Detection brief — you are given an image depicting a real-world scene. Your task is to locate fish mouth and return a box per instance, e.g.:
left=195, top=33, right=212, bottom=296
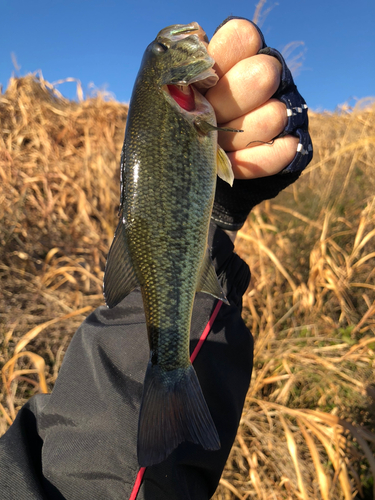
left=164, top=60, right=217, bottom=113
left=165, top=84, right=196, bottom=112
left=162, top=32, right=218, bottom=112
left=158, top=22, right=219, bottom=101
left=163, top=66, right=217, bottom=113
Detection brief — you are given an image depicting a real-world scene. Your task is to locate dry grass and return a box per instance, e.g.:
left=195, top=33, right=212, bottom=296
left=1, top=73, right=374, bottom=499
left=215, top=99, right=375, bottom=500
left=0, top=73, right=127, bottom=433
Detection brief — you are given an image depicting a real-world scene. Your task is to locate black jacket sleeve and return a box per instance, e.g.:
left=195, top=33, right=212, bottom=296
left=0, top=223, right=253, bottom=500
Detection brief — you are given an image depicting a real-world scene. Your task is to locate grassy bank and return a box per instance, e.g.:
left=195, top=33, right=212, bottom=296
left=1, top=74, right=374, bottom=499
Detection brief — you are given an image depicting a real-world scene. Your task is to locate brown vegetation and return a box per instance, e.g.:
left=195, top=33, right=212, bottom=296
left=1, top=74, right=374, bottom=499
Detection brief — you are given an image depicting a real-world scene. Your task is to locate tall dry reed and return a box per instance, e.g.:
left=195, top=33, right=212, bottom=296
left=1, top=74, right=374, bottom=499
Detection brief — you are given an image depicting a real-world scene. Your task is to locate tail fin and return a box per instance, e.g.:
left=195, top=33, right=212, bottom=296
left=137, top=362, right=220, bottom=467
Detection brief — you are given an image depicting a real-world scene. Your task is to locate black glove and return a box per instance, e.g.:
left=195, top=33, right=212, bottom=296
left=212, top=16, right=313, bottom=231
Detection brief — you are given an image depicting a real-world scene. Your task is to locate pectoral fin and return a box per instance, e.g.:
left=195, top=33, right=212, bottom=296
left=217, top=145, right=234, bottom=187
left=197, top=249, right=229, bottom=305
left=103, top=218, right=139, bottom=308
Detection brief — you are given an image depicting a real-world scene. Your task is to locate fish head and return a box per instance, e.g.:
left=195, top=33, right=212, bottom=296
left=140, top=22, right=218, bottom=110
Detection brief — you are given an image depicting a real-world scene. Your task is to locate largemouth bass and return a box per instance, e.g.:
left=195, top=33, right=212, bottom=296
left=103, top=22, right=237, bottom=467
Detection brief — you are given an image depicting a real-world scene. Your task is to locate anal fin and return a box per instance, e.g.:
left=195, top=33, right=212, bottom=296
left=196, top=249, right=229, bottom=305
left=103, top=218, right=139, bottom=308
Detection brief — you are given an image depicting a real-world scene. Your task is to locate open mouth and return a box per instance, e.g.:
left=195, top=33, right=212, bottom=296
left=159, top=23, right=219, bottom=113
left=165, top=66, right=218, bottom=113
left=167, top=84, right=195, bottom=112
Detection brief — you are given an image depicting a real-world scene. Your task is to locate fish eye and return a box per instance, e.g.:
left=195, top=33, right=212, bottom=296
left=153, top=42, right=168, bottom=54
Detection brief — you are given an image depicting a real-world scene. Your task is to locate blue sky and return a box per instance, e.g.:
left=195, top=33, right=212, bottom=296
left=1, top=0, right=374, bottom=111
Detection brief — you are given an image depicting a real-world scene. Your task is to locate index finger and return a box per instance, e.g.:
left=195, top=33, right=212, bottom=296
left=207, top=19, right=263, bottom=79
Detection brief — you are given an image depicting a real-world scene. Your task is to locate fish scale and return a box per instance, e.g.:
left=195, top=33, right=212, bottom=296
left=103, top=22, right=235, bottom=467
left=125, top=85, right=216, bottom=369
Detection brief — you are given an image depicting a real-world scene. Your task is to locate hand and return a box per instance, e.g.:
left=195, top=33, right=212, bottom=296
left=205, top=19, right=299, bottom=180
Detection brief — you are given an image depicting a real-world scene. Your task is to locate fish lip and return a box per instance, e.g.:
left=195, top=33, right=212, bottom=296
left=160, top=50, right=218, bottom=89
left=164, top=65, right=218, bottom=89
left=162, top=62, right=217, bottom=113
left=186, top=66, right=218, bottom=90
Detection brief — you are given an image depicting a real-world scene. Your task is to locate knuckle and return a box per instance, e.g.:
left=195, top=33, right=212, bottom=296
left=268, top=99, right=288, bottom=131
left=222, top=19, right=263, bottom=51
left=252, top=55, right=281, bottom=92
left=277, top=135, right=299, bottom=165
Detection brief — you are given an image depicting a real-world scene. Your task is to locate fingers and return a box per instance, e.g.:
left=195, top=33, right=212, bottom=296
left=217, top=99, right=288, bottom=151
left=227, top=135, right=299, bottom=179
left=205, top=54, right=281, bottom=124
left=206, top=18, right=294, bottom=181
left=207, top=19, right=263, bottom=78
left=206, top=54, right=282, bottom=124
left=206, top=19, right=281, bottom=124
